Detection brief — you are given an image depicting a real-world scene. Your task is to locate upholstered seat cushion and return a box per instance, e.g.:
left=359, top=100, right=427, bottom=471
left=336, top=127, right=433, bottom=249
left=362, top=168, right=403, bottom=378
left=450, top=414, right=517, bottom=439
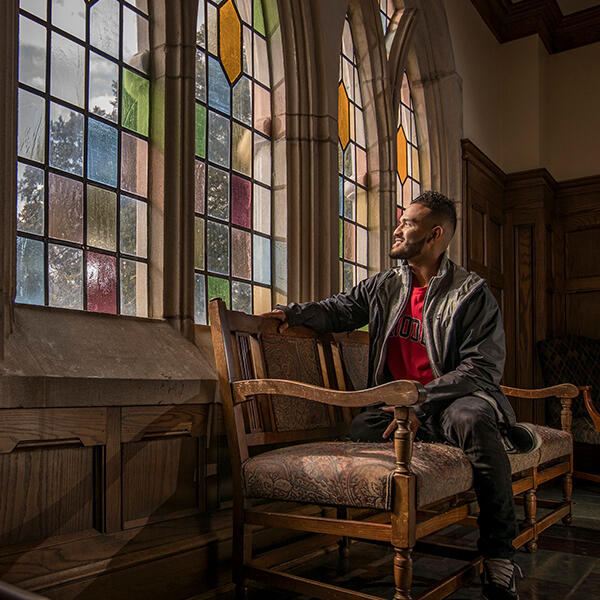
left=243, top=427, right=572, bottom=511
left=243, top=441, right=473, bottom=510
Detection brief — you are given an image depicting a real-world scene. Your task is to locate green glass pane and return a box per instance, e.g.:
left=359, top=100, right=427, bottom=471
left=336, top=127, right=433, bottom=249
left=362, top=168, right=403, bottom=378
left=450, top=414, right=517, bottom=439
left=195, top=103, right=206, bottom=158
left=122, top=68, right=149, bottom=136
left=207, top=275, right=230, bottom=309
left=263, top=0, right=279, bottom=38
left=87, top=185, right=117, bottom=251
left=253, top=0, right=265, bottom=36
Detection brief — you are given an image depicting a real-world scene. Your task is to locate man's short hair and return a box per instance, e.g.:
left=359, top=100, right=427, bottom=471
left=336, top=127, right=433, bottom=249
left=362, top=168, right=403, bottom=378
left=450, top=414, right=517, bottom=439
left=411, top=191, right=456, bottom=233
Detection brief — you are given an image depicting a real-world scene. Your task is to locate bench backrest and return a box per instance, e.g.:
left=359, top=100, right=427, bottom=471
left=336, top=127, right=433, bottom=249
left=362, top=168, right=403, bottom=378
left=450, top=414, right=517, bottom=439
left=209, top=299, right=354, bottom=466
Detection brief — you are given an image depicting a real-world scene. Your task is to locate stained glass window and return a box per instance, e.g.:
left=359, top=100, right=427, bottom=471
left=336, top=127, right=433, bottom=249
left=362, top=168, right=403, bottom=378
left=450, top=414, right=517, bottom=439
left=379, top=0, right=395, bottom=34
left=338, top=17, right=368, bottom=293
left=194, top=0, right=277, bottom=323
left=16, top=0, right=150, bottom=317
left=396, top=73, right=420, bottom=221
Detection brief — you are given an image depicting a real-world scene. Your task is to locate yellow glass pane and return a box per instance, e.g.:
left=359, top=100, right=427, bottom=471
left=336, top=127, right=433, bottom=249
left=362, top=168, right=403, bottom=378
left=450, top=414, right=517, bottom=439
left=338, top=82, right=350, bottom=150
left=397, top=126, right=408, bottom=184
left=356, top=186, right=367, bottom=227
left=219, top=0, right=242, bottom=83
left=412, top=145, right=420, bottom=182
left=253, top=285, right=271, bottom=314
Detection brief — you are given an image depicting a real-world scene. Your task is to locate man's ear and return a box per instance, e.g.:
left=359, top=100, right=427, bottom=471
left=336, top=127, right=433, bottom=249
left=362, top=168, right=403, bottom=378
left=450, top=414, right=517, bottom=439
left=428, top=225, right=443, bottom=243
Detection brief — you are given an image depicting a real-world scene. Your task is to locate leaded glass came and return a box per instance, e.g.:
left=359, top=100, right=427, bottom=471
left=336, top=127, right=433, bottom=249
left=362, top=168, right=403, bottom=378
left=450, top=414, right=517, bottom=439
left=16, top=0, right=150, bottom=316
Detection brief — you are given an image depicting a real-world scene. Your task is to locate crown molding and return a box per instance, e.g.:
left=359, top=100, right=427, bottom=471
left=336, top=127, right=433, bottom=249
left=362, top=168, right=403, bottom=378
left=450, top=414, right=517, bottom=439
left=470, top=0, right=600, bottom=53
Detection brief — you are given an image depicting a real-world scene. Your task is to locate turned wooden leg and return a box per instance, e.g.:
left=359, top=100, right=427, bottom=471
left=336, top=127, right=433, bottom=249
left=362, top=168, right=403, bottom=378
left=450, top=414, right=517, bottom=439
left=393, top=548, right=413, bottom=600
left=563, top=472, right=573, bottom=525
left=525, top=489, right=538, bottom=552
left=337, top=507, right=350, bottom=558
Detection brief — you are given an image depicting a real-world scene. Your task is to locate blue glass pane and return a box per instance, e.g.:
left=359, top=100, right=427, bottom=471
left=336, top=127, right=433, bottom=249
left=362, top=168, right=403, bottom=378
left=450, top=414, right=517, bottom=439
left=194, top=273, right=207, bottom=324
left=253, top=234, right=270, bottom=285
left=16, top=236, right=44, bottom=305
left=208, top=56, right=231, bottom=115
left=88, top=118, right=118, bottom=186
left=49, top=103, right=84, bottom=175
left=339, top=175, right=343, bottom=216
left=208, top=111, right=230, bottom=168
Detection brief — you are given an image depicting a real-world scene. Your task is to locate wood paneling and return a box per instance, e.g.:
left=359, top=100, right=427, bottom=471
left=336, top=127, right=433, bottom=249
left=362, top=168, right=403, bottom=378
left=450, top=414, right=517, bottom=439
left=566, top=228, right=600, bottom=278
left=566, top=292, right=600, bottom=338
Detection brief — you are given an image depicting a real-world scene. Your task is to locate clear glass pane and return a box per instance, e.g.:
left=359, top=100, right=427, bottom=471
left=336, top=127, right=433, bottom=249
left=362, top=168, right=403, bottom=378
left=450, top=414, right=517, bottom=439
left=48, top=173, right=83, bottom=243
left=232, top=76, right=252, bottom=126
left=128, top=0, right=149, bottom=14
left=87, top=184, right=117, bottom=251
left=231, top=174, right=251, bottom=228
left=208, top=110, right=230, bottom=168
left=122, top=68, right=149, bottom=136
left=51, top=0, right=86, bottom=40
left=89, top=51, right=118, bottom=122
left=232, top=123, right=251, bottom=176
left=86, top=251, right=117, bottom=314
left=18, top=89, right=45, bottom=163
left=344, top=142, right=355, bottom=179
left=194, top=272, right=207, bottom=324
left=206, top=220, right=229, bottom=275
left=123, top=6, right=150, bottom=73
left=207, top=165, right=229, bottom=221
left=343, top=221, right=355, bottom=261
left=208, top=56, right=231, bottom=115
left=343, top=261, right=353, bottom=293
left=90, top=0, right=119, bottom=59
left=20, top=0, right=46, bottom=19
left=253, top=133, right=271, bottom=186
left=253, top=234, right=270, bottom=285
left=121, top=132, right=148, bottom=196
left=16, top=236, right=44, bottom=305
left=195, top=103, right=206, bottom=158
left=19, top=15, right=46, bottom=91
left=195, top=48, right=206, bottom=101
left=50, top=32, right=85, bottom=108
left=48, top=243, right=83, bottom=309
left=88, top=118, right=118, bottom=187
left=343, top=180, right=355, bottom=220
left=357, top=225, right=367, bottom=266
left=49, top=102, right=84, bottom=175
left=195, top=216, right=205, bottom=270
left=120, top=195, right=148, bottom=257
left=253, top=83, right=270, bottom=136
left=195, top=159, right=206, bottom=213
left=121, top=258, right=148, bottom=317
left=253, top=33, right=269, bottom=86
left=356, top=186, right=367, bottom=227
left=253, top=183, right=270, bottom=235
left=242, top=25, right=252, bottom=76
left=231, top=228, right=251, bottom=280
left=196, top=0, right=206, bottom=48
left=17, top=162, right=44, bottom=235
left=207, top=2, right=218, bottom=55
left=237, top=0, right=251, bottom=24
left=231, top=280, right=251, bottom=314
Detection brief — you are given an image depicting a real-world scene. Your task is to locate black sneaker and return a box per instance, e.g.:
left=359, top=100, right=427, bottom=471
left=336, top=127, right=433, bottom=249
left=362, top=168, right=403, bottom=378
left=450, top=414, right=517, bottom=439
left=502, top=423, right=541, bottom=454
left=481, top=558, right=522, bottom=600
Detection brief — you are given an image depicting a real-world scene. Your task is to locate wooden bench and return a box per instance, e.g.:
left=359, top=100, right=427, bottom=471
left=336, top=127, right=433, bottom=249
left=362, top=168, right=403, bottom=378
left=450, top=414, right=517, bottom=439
left=209, top=299, right=576, bottom=600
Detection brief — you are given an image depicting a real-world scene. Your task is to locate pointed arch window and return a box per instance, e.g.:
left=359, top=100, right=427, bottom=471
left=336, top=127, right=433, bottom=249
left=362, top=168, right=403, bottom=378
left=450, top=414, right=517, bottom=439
left=16, top=0, right=151, bottom=316
left=194, top=0, right=278, bottom=324
left=379, top=0, right=395, bottom=34
left=396, top=73, right=420, bottom=220
left=338, top=17, right=368, bottom=293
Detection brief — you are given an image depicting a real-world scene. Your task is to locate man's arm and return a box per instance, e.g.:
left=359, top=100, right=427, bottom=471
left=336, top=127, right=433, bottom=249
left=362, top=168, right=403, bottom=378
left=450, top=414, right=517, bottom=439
left=416, top=286, right=505, bottom=420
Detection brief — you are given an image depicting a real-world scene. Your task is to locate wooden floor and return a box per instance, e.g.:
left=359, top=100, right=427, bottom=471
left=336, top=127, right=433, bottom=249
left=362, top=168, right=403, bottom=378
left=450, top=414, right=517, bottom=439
left=232, top=480, right=600, bottom=600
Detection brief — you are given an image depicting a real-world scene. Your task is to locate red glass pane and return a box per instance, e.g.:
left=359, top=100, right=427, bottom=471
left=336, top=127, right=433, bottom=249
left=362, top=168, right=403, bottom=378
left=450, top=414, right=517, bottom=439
left=86, top=251, right=117, bottom=314
left=231, top=174, right=251, bottom=229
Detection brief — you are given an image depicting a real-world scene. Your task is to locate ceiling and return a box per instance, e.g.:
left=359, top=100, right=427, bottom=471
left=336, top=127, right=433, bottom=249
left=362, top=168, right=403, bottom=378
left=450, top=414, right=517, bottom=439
left=471, top=0, right=600, bottom=52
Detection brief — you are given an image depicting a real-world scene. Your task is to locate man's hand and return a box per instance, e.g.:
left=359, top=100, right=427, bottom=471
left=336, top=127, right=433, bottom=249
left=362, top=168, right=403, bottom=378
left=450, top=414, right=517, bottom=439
left=260, top=308, right=289, bottom=332
left=381, top=406, right=421, bottom=440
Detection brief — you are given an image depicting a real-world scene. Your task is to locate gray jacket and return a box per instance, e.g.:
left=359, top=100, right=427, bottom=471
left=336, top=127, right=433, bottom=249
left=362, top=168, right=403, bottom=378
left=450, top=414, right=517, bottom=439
left=278, top=255, right=516, bottom=426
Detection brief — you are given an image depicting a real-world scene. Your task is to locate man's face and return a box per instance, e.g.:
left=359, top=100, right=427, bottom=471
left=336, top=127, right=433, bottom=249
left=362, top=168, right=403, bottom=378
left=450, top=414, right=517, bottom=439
left=389, top=203, right=434, bottom=260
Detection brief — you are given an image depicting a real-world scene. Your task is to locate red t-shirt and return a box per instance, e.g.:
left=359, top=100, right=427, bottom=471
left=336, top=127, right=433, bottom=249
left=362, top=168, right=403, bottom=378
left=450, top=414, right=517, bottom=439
left=386, top=285, right=434, bottom=386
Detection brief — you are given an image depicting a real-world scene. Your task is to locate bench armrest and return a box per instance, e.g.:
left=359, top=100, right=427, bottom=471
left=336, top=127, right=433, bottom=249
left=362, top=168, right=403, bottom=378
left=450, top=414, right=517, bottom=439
left=579, top=386, right=600, bottom=432
left=500, top=383, right=578, bottom=399
left=232, top=378, right=426, bottom=408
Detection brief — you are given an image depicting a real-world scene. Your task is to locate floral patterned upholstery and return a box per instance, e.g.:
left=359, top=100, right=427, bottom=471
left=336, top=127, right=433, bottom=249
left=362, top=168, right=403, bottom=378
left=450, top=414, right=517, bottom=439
left=537, top=336, right=600, bottom=444
left=337, top=342, right=369, bottom=391
left=243, top=441, right=472, bottom=509
left=535, top=424, right=573, bottom=464
left=261, top=335, right=331, bottom=431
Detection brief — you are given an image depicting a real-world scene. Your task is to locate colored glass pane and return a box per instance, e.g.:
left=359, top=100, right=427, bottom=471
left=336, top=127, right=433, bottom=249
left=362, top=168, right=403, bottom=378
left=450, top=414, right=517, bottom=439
left=86, top=251, right=117, bottom=314
left=195, top=103, right=207, bottom=158
left=195, top=217, right=205, bottom=270
left=254, top=83, right=270, bottom=136
left=232, top=123, right=252, bottom=176
left=88, top=185, right=117, bottom=251
left=220, top=0, right=242, bottom=83
left=195, top=160, right=206, bottom=213
left=396, top=74, right=420, bottom=212
left=207, top=275, right=230, bottom=308
left=122, top=68, right=149, bottom=136
left=208, top=56, right=231, bottom=114
left=253, top=285, right=271, bottom=315
left=232, top=228, right=251, bottom=279
left=88, top=118, right=119, bottom=187
left=338, top=82, right=350, bottom=150
left=231, top=174, right=251, bottom=228
left=397, top=126, right=408, bottom=183
left=253, top=0, right=265, bottom=36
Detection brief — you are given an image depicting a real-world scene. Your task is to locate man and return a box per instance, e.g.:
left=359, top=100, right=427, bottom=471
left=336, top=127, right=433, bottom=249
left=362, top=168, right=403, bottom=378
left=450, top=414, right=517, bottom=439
left=264, top=191, right=538, bottom=600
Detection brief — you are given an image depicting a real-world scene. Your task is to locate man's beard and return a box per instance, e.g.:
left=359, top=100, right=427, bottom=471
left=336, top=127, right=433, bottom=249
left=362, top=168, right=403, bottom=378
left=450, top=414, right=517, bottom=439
left=389, top=235, right=427, bottom=260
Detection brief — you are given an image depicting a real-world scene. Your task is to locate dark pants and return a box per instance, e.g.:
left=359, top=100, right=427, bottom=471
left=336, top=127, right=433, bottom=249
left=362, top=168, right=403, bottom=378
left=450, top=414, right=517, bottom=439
left=349, top=395, right=518, bottom=559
